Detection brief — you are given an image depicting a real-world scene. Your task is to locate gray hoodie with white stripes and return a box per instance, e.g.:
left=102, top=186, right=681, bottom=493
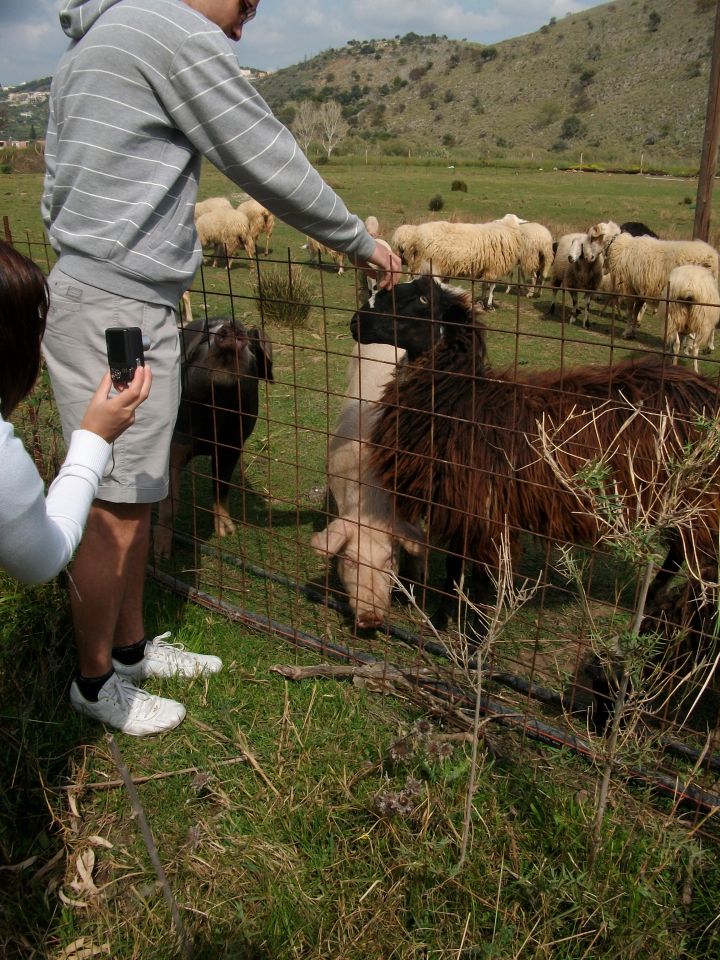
left=41, top=0, right=376, bottom=306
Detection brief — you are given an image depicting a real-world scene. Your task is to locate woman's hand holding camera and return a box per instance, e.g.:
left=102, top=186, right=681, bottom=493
left=80, top=365, right=153, bottom=443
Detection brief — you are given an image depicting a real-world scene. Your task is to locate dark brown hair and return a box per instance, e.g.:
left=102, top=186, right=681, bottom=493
left=0, top=241, right=49, bottom=418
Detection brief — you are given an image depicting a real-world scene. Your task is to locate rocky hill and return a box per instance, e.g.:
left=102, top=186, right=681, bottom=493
left=255, top=0, right=715, bottom=168
left=1, top=0, right=715, bottom=169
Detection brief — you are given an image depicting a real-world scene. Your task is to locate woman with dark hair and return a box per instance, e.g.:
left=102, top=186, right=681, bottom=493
left=0, top=240, right=152, bottom=585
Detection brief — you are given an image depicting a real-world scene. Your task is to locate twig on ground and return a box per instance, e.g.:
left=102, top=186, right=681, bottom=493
left=107, top=734, right=192, bottom=960
left=56, top=756, right=250, bottom=793
left=188, top=716, right=279, bottom=796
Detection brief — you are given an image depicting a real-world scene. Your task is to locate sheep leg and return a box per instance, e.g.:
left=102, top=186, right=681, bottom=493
left=669, top=332, right=681, bottom=366
left=582, top=291, right=591, bottom=329
left=485, top=282, right=497, bottom=310
left=569, top=289, right=579, bottom=324
left=430, top=552, right=492, bottom=640
left=548, top=284, right=559, bottom=317
left=211, top=243, right=225, bottom=268
left=622, top=298, right=645, bottom=339
left=212, top=446, right=242, bottom=538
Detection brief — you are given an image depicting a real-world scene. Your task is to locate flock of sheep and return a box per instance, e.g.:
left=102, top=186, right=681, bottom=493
left=306, top=215, right=720, bottom=632
left=388, top=214, right=720, bottom=368
left=188, top=197, right=720, bottom=635
left=195, top=197, right=720, bottom=372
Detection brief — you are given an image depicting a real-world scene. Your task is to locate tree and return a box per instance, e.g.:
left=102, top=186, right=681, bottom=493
left=317, top=100, right=348, bottom=160
left=560, top=114, right=586, bottom=140
left=292, top=100, right=319, bottom=154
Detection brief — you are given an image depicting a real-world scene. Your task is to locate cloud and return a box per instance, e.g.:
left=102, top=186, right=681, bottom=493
left=0, top=0, right=600, bottom=87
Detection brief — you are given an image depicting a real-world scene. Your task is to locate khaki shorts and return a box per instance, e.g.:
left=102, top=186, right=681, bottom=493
left=42, top=268, right=181, bottom=504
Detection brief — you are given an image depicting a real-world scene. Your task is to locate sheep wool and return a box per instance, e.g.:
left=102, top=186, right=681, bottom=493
left=659, top=264, right=720, bottom=371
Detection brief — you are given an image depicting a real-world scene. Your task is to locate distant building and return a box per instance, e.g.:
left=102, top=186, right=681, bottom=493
left=6, top=91, right=50, bottom=105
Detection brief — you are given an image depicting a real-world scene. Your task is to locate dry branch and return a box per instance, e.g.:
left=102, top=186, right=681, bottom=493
left=107, top=735, right=192, bottom=959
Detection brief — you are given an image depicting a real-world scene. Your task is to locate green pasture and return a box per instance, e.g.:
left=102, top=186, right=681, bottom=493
left=2, top=162, right=720, bottom=958
left=2, top=158, right=711, bottom=244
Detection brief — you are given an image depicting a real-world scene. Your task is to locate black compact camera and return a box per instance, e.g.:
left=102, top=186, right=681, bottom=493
left=105, top=326, right=145, bottom=387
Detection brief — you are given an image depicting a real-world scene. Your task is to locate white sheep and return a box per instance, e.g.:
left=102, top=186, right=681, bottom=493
left=398, top=215, right=523, bottom=309
left=304, top=236, right=346, bottom=273
left=658, top=264, right=720, bottom=371
left=583, top=221, right=720, bottom=339
left=311, top=341, right=424, bottom=628
left=196, top=206, right=256, bottom=268
left=236, top=198, right=275, bottom=255
left=194, top=196, right=232, bottom=221
left=390, top=223, right=423, bottom=263
left=548, top=232, right=605, bottom=328
left=504, top=218, right=555, bottom=298
left=364, top=215, right=381, bottom=238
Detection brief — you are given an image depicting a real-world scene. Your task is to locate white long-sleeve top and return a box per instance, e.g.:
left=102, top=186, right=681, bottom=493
left=0, top=413, right=110, bottom=584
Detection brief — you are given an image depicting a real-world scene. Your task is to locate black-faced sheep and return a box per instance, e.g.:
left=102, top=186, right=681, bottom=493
left=582, top=221, right=720, bottom=339
left=310, top=341, right=424, bottom=628
left=351, top=275, right=720, bottom=624
left=658, top=264, right=720, bottom=371
left=154, top=316, right=273, bottom=560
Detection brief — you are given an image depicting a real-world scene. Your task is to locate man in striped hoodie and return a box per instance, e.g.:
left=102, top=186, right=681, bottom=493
left=41, top=0, right=401, bottom=736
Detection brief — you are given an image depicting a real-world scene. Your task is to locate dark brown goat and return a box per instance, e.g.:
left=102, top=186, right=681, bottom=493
left=154, top=316, right=273, bottom=559
left=352, top=277, right=720, bottom=621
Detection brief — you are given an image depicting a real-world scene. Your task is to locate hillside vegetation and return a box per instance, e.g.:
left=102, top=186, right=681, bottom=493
left=0, top=0, right=715, bottom=171
left=256, top=0, right=715, bottom=169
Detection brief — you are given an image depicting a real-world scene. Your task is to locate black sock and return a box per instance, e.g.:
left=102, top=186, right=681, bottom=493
left=112, top=637, right=147, bottom=665
left=75, top=668, right=115, bottom=703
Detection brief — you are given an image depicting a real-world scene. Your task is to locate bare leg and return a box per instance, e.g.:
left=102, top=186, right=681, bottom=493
left=69, top=501, right=151, bottom=677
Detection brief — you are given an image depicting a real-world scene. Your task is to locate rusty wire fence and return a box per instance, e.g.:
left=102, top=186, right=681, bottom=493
left=9, top=224, right=720, bottom=829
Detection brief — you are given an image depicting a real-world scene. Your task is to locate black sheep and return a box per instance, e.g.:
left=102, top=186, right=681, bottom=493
left=154, top=316, right=273, bottom=559
left=352, top=276, right=720, bottom=624
left=619, top=220, right=660, bottom=239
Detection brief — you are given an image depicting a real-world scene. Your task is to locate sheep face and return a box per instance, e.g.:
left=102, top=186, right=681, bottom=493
left=583, top=221, right=621, bottom=263
left=350, top=275, right=471, bottom=361
left=311, top=517, right=424, bottom=628
left=567, top=236, right=586, bottom=264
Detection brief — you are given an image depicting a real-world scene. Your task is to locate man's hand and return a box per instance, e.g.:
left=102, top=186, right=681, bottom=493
left=351, top=239, right=403, bottom=291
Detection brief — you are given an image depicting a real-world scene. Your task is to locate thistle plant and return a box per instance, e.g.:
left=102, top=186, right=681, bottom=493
left=538, top=402, right=720, bottom=866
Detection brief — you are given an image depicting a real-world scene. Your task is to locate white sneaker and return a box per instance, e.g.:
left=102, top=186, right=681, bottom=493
left=112, top=631, right=223, bottom=681
left=70, top=672, right=186, bottom=736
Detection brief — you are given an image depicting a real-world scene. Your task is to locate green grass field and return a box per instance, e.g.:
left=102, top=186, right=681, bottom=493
left=2, top=161, right=720, bottom=959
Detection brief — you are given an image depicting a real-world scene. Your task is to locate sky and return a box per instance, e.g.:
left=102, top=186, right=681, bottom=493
left=1, top=0, right=601, bottom=87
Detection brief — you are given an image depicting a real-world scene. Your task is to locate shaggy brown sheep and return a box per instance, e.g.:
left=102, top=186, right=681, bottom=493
left=351, top=276, right=720, bottom=624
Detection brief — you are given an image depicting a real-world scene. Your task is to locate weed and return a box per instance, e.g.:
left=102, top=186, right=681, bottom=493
left=252, top=266, right=313, bottom=327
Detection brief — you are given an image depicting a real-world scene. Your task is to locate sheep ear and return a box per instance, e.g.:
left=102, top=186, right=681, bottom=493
left=311, top=518, right=351, bottom=557
left=248, top=327, right=274, bottom=381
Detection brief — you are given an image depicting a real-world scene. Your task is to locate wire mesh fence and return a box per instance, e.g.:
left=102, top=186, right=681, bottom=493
left=10, top=224, right=720, bottom=829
